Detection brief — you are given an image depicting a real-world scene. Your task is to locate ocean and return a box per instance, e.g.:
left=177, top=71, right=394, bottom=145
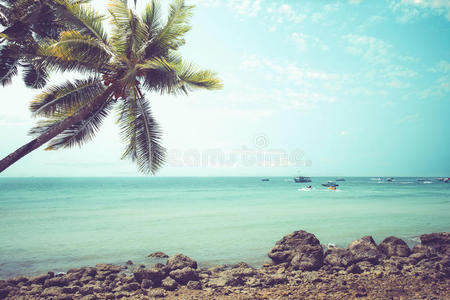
left=0, top=177, right=449, bottom=279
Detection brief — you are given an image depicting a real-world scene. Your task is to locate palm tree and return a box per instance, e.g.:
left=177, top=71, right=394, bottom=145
left=0, top=0, right=222, bottom=174
left=0, top=0, right=94, bottom=88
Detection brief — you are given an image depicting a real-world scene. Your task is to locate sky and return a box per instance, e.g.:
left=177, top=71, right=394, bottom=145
left=0, top=0, right=449, bottom=177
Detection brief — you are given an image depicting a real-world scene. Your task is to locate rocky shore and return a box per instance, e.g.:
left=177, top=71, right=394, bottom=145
left=1, top=230, right=449, bottom=299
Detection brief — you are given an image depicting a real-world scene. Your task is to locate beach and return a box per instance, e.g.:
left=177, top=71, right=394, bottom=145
left=0, top=230, right=449, bottom=299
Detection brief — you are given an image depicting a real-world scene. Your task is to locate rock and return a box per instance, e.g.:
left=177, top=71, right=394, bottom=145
left=420, top=232, right=450, bottom=255
left=265, top=274, right=288, bottom=286
left=148, top=287, right=166, bottom=298
left=348, top=236, right=381, bottom=264
left=41, top=286, right=63, bottom=297
left=96, top=264, right=123, bottom=274
left=232, top=262, right=250, bottom=269
left=208, top=265, right=226, bottom=274
left=148, top=251, right=169, bottom=258
left=141, top=278, right=154, bottom=289
left=169, top=267, right=199, bottom=285
left=44, top=276, right=68, bottom=287
left=0, top=288, right=9, bottom=298
left=133, top=265, right=168, bottom=284
left=29, top=273, right=50, bottom=285
left=161, top=277, right=178, bottom=291
left=6, top=276, right=28, bottom=286
left=324, top=247, right=353, bottom=267
left=347, top=264, right=363, bottom=274
left=268, top=230, right=324, bottom=271
left=230, top=267, right=257, bottom=278
left=62, top=286, right=79, bottom=294
left=378, top=236, right=411, bottom=257
left=121, top=282, right=140, bottom=292
left=187, top=280, right=202, bottom=290
left=208, top=272, right=243, bottom=287
left=166, top=254, right=197, bottom=271
left=126, top=260, right=133, bottom=265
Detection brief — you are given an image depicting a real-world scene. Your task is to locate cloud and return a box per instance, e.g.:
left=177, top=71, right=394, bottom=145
left=344, top=34, right=392, bottom=65
left=389, top=0, right=450, bottom=22
left=228, top=0, right=262, bottom=16
left=291, top=32, right=329, bottom=52
left=429, top=60, right=450, bottom=73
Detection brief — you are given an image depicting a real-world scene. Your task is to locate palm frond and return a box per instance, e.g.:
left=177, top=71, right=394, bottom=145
left=36, top=40, right=110, bottom=74
left=118, top=92, right=165, bottom=174
left=44, top=99, right=114, bottom=150
left=0, top=44, right=19, bottom=86
left=53, top=0, right=108, bottom=44
left=49, top=30, right=112, bottom=66
left=22, top=61, right=49, bottom=89
left=176, top=63, right=223, bottom=92
left=30, top=77, right=105, bottom=117
left=144, top=0, right=193, bottom=58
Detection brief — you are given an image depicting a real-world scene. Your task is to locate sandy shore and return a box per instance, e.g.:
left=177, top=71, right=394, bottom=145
left=1, top=230, right=448, bottom=299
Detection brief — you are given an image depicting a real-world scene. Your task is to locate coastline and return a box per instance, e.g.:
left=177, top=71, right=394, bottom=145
left=1, top=230, right=448, bottom=299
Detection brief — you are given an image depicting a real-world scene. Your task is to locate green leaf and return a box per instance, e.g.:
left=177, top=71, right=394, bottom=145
left=30, top=77, right=105, bottom=117
left=118, top=92, right=166, bottom=174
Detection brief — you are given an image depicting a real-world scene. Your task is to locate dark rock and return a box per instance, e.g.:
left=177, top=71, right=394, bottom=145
left=186, top=280, right=202, bottom=290
left=121, top=282, right=140, bottom=292
left=378, top=236, right=411, bottom=257
left=166, top=254, right=197, bottom=271
left=62, top=286, right=79, bottom=294
left=79, top=284, right=95, bottom=295
left=44, top=276, right=68, bottom=287
left=126, top=260, right=133, bottom=265
left=161, top=277, right=178, bottom=291
left=141, top=278, right=154, bottom=289
left=29, top=273, right=49, bottom=285
left=169, top=267, right=199, bottom=285
left=232, top=262, right=250, bottom=269
left=268, top=230, right=324, bottom=271
left=265, top=274, right=288, bottom=286
left=0, top=288, right=9, bottom=298
left=6, top=276, right=28, bottom=286
left=324, top=247, right=353, bottom=267
left=348, top=236, right=381, bottom=264
left=133, top=265, right=168, bottom=284
left=347, top=264, right=363, bottom=274
left=420, top=232, right=450, bottom=255
left=148, top=251, right=169, bottom=258
left=96, top=264, right=123, bottom=274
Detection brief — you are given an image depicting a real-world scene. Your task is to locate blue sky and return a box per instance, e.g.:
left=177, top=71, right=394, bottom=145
left=0, top=0, right=449, bottom=177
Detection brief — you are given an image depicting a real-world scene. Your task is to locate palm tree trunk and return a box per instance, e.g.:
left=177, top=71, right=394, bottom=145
left=0, top=85, right=116, bottom=173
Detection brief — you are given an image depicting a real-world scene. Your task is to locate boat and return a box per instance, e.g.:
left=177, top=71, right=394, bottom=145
left=416, top=178, right=431, bottom=182
left=294, top=176, right=312, bottom=183
left=335, top=178, right=345, bottom=181
left=261, top=178, right=269, bottom=182
left=444, top=178, right=449, bottom=183
left=328, top=186, right=337, bottom=190
left=386, top=177, right=394, bottom=182
left=322, top=181, right=339, bottom=187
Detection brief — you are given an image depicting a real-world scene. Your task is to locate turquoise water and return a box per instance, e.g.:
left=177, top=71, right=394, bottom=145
left=0, top=177, right=449, bottom=278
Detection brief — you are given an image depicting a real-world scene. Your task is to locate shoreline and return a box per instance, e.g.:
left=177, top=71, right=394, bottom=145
left=1, top=230, right=449, bottom=299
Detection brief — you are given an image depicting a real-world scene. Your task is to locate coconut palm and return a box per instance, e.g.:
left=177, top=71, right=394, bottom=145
left=0, top=0, right=222, bottom=174
left=0, top=0, right=94, bottom=88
